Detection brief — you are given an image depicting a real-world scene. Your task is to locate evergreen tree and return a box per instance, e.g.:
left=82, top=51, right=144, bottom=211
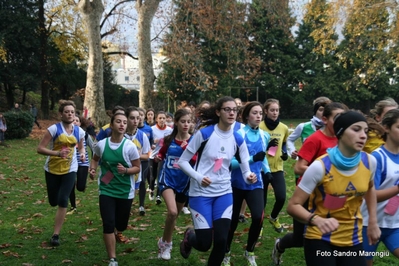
left=247, top=0, right=301, bottom=116
left=337, top=0, right=396, bottom=111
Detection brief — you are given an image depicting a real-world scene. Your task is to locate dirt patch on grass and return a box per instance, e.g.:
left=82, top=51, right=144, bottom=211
left=29, top=119, right=59, bottom=140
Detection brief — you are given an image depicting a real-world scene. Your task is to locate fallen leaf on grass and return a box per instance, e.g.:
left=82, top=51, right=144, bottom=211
left=62, top=259, right=73, bottom=263
left=0, top=243, right=11, bottom=249
left=86, top=228, right=98, bottom=232
left=32, top=213, right=44, bottom=218
left=22, top=263, right=33, bottom=266
left=2, top=250, right=21, bottom=258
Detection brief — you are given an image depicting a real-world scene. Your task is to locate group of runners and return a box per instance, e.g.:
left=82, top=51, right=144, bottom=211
left=36, top=96, right=399, bottom=266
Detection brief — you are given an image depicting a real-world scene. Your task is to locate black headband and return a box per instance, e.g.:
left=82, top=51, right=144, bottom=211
left=333, top=111, right=367, bottom=138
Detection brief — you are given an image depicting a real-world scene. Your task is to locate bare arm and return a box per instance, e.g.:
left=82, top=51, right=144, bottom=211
left=364, top=181, right=381, bottom=245
left=294, top=157, right=310, bottom=176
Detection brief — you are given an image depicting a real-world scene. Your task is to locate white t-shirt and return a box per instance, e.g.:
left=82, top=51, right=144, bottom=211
left=178, top=124, right=251, bottom=197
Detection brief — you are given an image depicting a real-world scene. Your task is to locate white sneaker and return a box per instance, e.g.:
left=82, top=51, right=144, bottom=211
left=244, top=250, right=257, bottom=266
left=182, top=207, right=191, bottom=215
left=156, top=195, right=162, bottom=205
left=272, top=238, right=283, bottom=265
left=149, top=191, right=154, bottom=201
left=158, top=238, right=165, bottom=259
left=108, top=258, right=118, bottom=266
left=161, top=241, right=172, bottom=260
left=139, top=206, right=145, bottom=216
left=222, top=252, right=231, bottom=266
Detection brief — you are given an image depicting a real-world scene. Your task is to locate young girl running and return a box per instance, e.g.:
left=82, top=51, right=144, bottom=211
left=259, top=98, right=289, bottom=233
left=149, top=111, right=173, bottom=204
left=287, top=111, right=381, bottom=266
left=364, top=98, right=398, bottom=153
left=154, top=109, right=193, bottom=260
left=224, top=101, right=272, bottom=266
left=124, top=107, right=150, bottom=216
left=67, top=115, right=94, bottom=214
left=145, top=108, right=156, bottom=127
left=37, top=100, right=86, bottom=246
left=287, top=96, right=331, bottom=160
left=272, top=102, right=347, bottom=265
left=361, top=109, right=399, bottom=265
left=178, top=96, right=256, bottom=266
left=89, top=113, right=141, bottom=266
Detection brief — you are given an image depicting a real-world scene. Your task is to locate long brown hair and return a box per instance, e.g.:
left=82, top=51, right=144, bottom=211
left=163, top=109, right=192, bottom=149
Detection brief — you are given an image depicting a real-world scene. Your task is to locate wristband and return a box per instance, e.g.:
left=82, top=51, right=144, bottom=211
left=308, top=214, right=318, bottom=225
left=125, top=167, right=128, bottom=174
left=57, top=151, right=61, bottom=157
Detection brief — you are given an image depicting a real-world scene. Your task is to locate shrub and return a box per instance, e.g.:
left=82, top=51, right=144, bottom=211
left=4, top=111, right=34, bottom=139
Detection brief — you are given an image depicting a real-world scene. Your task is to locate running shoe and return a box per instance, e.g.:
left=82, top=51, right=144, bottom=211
left=272, top=238, right=283, bottom=265
left=139, top=206, right=145, bottom=216
left=182, top=207, right=191, bottom=215
left=244, top=250, right=257, bottom=266
left=180, top=228, right=194, bottom=259
left=269, top=217, right=283, bottom=233
left=50, top=234, right=60, bottom=246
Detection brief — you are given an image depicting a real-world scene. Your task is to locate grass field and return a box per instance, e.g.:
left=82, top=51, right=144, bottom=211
left=0, top=119, right=397, bottom=265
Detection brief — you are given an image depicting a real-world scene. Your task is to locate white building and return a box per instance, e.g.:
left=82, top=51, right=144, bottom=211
left=110, top=51, right=166, bottom=91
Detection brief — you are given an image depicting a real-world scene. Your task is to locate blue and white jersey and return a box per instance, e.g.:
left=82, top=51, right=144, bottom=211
left=76, top=131, right=90, bottom=167
left=179, top=124, right=251, bottom=197
left=361, top=146, right=399, bottom=228
left=231, top=125, right=271, bottom=190
left=158, top=137, right=193, bottom=193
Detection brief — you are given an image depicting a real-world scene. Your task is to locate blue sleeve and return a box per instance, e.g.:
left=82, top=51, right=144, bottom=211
left=262, top=133, right=271, bottom=173
left=371, top=151, right=383, bottom=189
left=96, top=128, right=106, bottom=141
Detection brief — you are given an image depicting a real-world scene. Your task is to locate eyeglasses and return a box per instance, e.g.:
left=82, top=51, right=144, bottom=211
left=221, top=107, right=238, bottom=113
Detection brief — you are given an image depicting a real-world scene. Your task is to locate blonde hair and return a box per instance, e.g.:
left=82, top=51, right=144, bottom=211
left=370, top=98, right=398, bottom=119
left=263, top=98, right=280, bottom=110
left=313, top=96, right=331, bottom=106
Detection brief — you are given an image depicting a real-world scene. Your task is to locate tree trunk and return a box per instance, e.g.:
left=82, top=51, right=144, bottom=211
left=4, top=82, right=15, bottom=110
left=78, top=0, right=108, bottom=127
left=38, top=0, right=50, bottom=119
left=136, top=0, right=161, bottom=109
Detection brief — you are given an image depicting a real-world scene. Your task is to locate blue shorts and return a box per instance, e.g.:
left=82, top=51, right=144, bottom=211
left=362, top=226, right=399, bottom=259
left=189, top=193, right=232, bottom=229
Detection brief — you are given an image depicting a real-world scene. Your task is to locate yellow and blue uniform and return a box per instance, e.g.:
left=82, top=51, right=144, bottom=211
left=45, top=123, right=84, bottom=175
left=304, top=152, right=372, bottom=247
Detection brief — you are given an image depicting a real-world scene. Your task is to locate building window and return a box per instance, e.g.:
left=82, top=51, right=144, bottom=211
left=136, top=76, right=140, bottom=81
left=125, top=76, right=129, bottom=82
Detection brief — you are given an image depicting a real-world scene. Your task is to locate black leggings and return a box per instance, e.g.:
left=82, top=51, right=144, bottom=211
left=45, top=171, right=76, bottom=208
left=279, top=200, right=309, bottom=250
left=304, top=239, right=366, bottom=266
left=227, top=188, right=264, bottom=252
left=138, top=160, right=150, bottom=206
left=99, top=195, right=133, bottom=234
left=69, top=166, right=88, bottom=208
left=263, top=171, right=286, bottom=219
left=187, top=218, right=231, bottom=266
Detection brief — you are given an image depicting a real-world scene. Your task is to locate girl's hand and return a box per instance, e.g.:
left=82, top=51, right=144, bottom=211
left=154, top=155, right=162, bottom=163
left=117, top=163, right=127, bottom=174
left=89, top=168, right=96, bottom=180
left=367, top=223, right=381, bottom=245
left=246, top=172, right=257, bottom=184
left=313, top=217, right=339, bottom=234
left=79, top=153, right=85, bottom=162
left=201, top=177, right=212, bottom=187
left=59, top=148, right=70, bottom=159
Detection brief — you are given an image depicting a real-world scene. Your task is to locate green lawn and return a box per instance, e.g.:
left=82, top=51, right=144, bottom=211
left=0, top=129, right=397, bottom=265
